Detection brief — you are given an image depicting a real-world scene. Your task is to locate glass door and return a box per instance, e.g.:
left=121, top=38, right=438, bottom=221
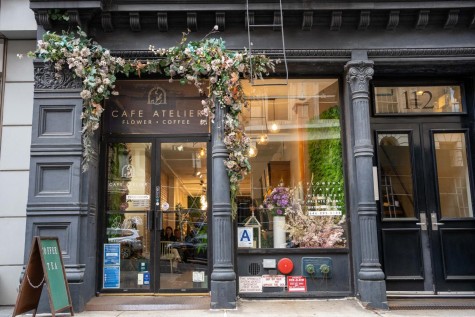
left=157, top=141, right=209, bottom=291
left=104, top=141, right=153, bottom=291
left=422, top=124, right=475, bottom=293
left=374, top=123, right=475, bottom=293
left=102, top=139, right=210, bottom=293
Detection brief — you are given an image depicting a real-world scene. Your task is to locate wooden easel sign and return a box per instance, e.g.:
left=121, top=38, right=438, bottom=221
left=13, top=236, right=74, bottom=317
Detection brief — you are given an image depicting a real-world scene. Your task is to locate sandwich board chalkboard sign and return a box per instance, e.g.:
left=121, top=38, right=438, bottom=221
left=13, top=236, right=74, bottom=317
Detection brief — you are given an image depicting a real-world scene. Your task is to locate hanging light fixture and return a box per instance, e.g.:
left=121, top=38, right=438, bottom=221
left=248, top=142, right=258, bottom=158
left=270, top=122, right=280, bottom=133
left=258, top=98, right=269, bottom=145
left=197, top=147, right=206, bottom=158
left=269, top=99, right=280, bottom=133
left=258, top=133, right=268, bottom=145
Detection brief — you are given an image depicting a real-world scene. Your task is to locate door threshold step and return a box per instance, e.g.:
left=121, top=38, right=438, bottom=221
left=389, top=298, right=475, bottom=310
left=86, top=295, right=210, bottom=311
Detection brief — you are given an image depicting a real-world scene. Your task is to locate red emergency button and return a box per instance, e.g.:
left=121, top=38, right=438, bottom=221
left=277, top=258, right=294, bottom=275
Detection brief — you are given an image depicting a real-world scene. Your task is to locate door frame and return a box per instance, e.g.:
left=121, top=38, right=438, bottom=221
left=372, top=121, right=475, bottom=294
left=97, top=135, right=212, bottom=294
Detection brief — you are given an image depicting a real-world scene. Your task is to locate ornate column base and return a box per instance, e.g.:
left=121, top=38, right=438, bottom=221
left=358, top=279, right=389, bottom=309
left=211, top=279, right=237, bottom=309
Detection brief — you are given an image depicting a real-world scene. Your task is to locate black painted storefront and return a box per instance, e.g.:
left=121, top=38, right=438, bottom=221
left=26, top=0, right=475, bottom=312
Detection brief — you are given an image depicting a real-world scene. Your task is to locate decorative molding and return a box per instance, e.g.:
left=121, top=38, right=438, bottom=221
left=386, top=10, right=399, bottom=30
left=345, top=60, right=374, bottom=95
left=358, top=11, right=371, bottom=30
left=273, top=11, right=282, bottom=31
left=109, top=47, right=475, bottom=60
left=245, top=11, right=255, bottom=31
left=368, top=47, right=475, bottom=58
left=416, top=9, right=430, bottom=30
left=187, top=12, right=198, bottom=31
left=302, top=11, right=313, bottom=31
left=216, top=12, right=225, bottom=31
left=470, top=12, right=475, bottom=29
left=34, top=62, right=82, bottom=91
left=129, top=12, right=141, bottom=32
left=157, top=12, right=168, bottom=31
left=444, top=9, right=459, bottom=29
left=331, top=11, right=342, bottom=31
left=101, top=12, right=113, bottom=32
left=36, top=10, right=52, bottom=30
left=67, top=10, right=81, bottom=28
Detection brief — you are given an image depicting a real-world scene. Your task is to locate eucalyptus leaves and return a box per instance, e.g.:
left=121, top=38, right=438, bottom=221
left=30, top=27, right=276, bottom=216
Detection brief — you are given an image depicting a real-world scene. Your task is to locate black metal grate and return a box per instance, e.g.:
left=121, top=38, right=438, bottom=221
left=248, top=262, right=261, bottom=275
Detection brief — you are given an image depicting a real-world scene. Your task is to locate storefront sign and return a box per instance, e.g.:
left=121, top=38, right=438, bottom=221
left=237, top=227, right=254, bottom=248
left=261, top=274, right=286, bottom=287
left=308, top=210, right=342, bottom=216
left=239, top=276, right=263, bottom=293
left=103, top=266, right=120, bottom=288
left=105, top=80, right=209, bottom=135
left=13, top=237, right=74, bottom=317
left=287, top=276, right=307, bottom=292
left=103, top=244, right=120, bottom=266
left=193, top=271, right=205, bottom=282
left=126, top=195, right=150, bottom=201
left=143, top=272, right=150, bottom=285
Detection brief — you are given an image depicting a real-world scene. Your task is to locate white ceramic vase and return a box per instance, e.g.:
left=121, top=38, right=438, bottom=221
left=273, top=215, right=286, bottom=248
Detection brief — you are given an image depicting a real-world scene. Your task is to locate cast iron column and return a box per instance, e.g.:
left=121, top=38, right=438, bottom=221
left=210, top=104, right=236, bottom=309
left=345, top=53, right=388, bottom=309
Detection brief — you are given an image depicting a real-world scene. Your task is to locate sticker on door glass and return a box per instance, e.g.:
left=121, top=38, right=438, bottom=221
left=161, top=202, right=169, bottom=211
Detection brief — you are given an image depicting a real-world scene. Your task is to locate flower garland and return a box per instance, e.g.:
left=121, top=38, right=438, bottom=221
left=29, top=27, right=276, bottom=217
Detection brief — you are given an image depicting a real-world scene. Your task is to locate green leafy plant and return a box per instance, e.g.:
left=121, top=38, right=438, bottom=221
left=28, top=27, right=276, bottom=217
left=307, top=106, right=345, bottom=214
left=48, top=9, right=70, bottom=22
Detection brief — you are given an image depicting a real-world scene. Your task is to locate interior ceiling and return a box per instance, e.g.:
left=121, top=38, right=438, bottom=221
left=159, top=79, right=340, bottom=198
left=161, top=142, right=207, bottom=197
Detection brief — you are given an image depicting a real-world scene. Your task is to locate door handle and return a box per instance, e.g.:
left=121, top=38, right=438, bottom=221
left=416, top=212, right=427, bottom=231
left=430, top=212, right=444, bottom=231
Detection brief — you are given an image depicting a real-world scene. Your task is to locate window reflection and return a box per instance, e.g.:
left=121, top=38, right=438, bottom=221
left=434, top=133, right=473, bottom=218
left=238, top=79, right=346, bottom=249
left=374, top=85, right=462, bottom=114
left=105, top=143, right=151, bottom=290
left=377, top=133, right=415, bottom=219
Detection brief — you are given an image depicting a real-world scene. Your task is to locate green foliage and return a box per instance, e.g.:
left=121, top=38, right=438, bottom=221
left=308, top=106, right=345, bottom=213
left=48, top=9, right=69, bottom=22
left=29, top=27, right=276, bottom=219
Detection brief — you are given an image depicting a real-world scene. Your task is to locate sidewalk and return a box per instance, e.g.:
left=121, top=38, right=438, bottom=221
left=3, top=298, right=475, bottom=317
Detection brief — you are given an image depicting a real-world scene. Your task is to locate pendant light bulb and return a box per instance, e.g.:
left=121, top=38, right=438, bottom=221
left=248, top=143, right=258, bottom=158
left=270, top=122, right=280, bottom=133
left=258, top=134, right=269, bottom=145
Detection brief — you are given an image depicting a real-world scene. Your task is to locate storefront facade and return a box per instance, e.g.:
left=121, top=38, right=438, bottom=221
left=25, top=0, right=475, bottom=312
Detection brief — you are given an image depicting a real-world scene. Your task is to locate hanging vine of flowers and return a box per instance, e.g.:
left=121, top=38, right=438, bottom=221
left=29, top=27, right=276, bottom=216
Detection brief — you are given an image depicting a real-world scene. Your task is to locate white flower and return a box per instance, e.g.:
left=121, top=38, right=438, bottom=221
left=111, top=91, right=119, bottom=96
left=213, top=25, right=219, bottom=30
left=97, top=87, right=104, bottom=94
left=17, top=54, right=23, bottom=59
left=80, top=90, right=92, bottom=99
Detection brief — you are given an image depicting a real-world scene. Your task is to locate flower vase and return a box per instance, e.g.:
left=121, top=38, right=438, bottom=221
left=273, top=215, right=286, bottom=248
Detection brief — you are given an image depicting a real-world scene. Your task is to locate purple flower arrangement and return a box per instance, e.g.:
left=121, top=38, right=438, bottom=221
left=263, top=184, right=291, bottom=216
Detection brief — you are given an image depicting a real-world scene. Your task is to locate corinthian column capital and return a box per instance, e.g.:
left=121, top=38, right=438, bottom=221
left=345, top=60, right=374, bottom=96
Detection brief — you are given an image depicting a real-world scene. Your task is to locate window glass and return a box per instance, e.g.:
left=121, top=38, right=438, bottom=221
left=105, top=142, right=151, bottom=290
left=433, top=133, right=473, bottom=218
left=237, top=79, right=346, bottom=249
left=377, top=133, right=415, bottom=219
left=374, top=85, right=462, bottom=114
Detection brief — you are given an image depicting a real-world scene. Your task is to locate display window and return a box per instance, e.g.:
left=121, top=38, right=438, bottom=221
left=237, top=78, right=346, bottom=249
